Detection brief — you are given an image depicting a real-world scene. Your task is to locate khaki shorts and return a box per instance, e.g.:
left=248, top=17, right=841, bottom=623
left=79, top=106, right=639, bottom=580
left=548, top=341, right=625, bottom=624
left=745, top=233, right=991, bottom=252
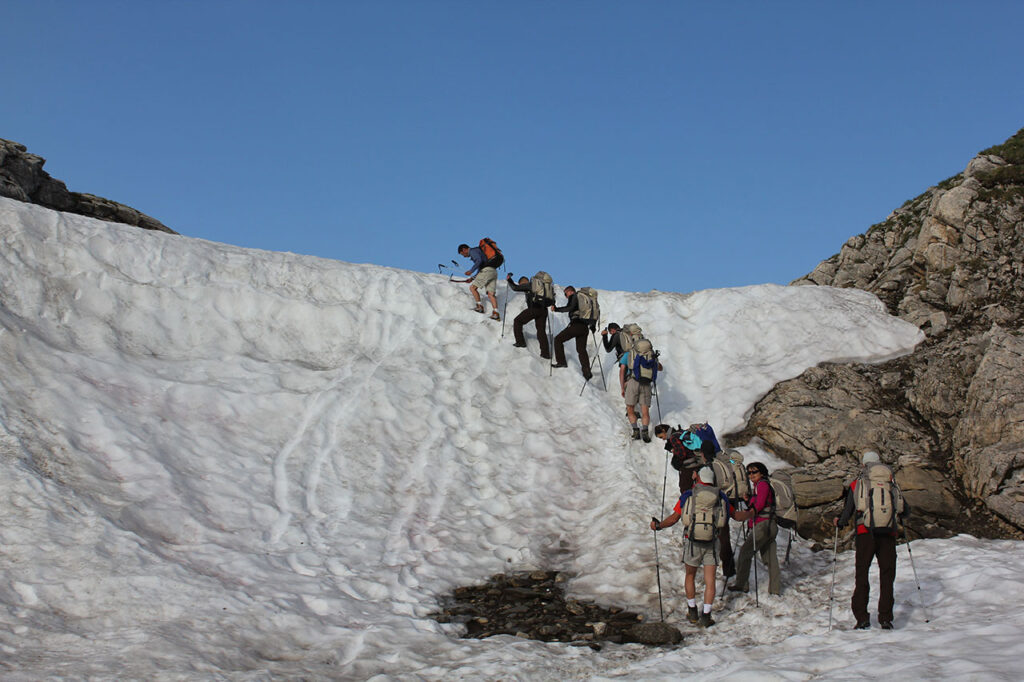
left=624, top=378, right=653, bottom=407
left=683, top=538, right=720, bottom=568
left=472, top=267, right=498, bottom=294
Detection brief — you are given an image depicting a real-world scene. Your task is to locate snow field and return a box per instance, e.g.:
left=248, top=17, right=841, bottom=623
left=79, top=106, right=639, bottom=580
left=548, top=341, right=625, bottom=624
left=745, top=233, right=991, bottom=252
left=2, top=197, right=1021, bottom=680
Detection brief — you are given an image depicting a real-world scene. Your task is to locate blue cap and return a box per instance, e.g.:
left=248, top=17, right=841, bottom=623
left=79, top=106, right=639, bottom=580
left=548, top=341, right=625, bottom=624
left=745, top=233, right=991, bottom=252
left=681, top=432, right=702, bottom=450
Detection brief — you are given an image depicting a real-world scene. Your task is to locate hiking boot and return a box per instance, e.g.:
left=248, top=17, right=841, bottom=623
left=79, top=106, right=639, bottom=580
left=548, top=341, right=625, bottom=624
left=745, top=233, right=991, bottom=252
left=551, top=362, right=568, bottom=369
left=698, top=612, right=715, bottom=628
left=641, top=427, right=651, bottom=443
left=631, top=426, right=641, bottom=440
left=512, top=342, right=527, bottom=348
left=686, top=606, right=699, bottom=623
left=727, top=584, right=748, bottom=593
left=855, top=620, right=870, bottom=630
left=582, top=370, right=592, bottom=381
left=473, top=304, right=485, bottom=313
left=880, top=621, right=893, bottom=630
left=490, top=311, right=500, bottom=321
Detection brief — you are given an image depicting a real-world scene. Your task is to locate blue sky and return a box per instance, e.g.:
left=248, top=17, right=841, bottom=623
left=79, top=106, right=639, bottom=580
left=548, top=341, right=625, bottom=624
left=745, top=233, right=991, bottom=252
left=4, top=1, right=1023, bottom=294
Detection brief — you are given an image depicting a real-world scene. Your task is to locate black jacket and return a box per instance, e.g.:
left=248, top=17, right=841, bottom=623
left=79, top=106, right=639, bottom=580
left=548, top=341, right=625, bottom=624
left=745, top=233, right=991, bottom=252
left=508, top=278, right=553, bottom=309
left=603, top=331, right=624, bottom=359
left=554, top=294, right=594, bottom=330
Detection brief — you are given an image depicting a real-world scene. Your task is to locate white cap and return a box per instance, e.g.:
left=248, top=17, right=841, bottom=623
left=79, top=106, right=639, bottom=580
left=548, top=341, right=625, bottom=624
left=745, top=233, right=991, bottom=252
left=862, top=450, right=881, bottom=464
left=697, top=466, right=715, bottom=485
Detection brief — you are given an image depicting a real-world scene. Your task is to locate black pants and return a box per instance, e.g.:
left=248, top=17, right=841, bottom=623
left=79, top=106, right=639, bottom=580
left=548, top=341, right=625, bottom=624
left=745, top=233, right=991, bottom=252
left=853, top=532, right=897, bottom=624
left=719, top=519, right=736, bottom=578
left=513, top=307, right=550, bottom=359
left=554, top=320, right=591, bottom=377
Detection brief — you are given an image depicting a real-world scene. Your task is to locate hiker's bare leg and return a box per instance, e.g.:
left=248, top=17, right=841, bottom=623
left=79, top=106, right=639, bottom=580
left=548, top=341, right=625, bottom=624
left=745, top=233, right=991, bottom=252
left=685, top=564, right=698, bottom=600
left=703, top=564, right=717, bottom=603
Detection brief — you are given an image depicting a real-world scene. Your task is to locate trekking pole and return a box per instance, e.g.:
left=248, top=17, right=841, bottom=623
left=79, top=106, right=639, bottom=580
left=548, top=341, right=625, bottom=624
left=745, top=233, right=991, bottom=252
left=660, top=451, right=670, bottom=516
left=547, top=311, right=555, bottom=377
left=752, top=525, right=760, bottom=608
left=653, top=381, right=664, bottom=425
left=828, top=524, right=839, bottom=632
left=500, top=277, right=510, bottom=338
left=590, top=329, right=608, bottom=390
left=652, top=518, right=665, bottom=622
left=785, top=529, right=794, bottom=564
left=901, top=525, right=931, bottom=624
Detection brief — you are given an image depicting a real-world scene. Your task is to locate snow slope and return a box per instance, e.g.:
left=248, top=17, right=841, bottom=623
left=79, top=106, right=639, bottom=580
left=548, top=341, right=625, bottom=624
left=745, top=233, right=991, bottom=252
left=1, top=196, right=1021, bottom=680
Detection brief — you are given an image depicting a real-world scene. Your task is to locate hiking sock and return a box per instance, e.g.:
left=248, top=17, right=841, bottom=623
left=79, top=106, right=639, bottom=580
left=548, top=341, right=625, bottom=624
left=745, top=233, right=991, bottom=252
left=703, top=603, right=713, bottom=614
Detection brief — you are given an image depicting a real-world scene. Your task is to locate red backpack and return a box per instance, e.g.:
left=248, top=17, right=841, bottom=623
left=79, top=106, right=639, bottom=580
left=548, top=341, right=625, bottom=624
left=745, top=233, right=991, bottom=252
left=479, top=238, right=504, bottom=268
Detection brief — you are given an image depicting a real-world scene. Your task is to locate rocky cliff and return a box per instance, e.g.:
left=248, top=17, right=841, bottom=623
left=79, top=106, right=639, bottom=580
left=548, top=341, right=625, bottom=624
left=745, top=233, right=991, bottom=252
left=730, top=128, right=1024, bottom=543
left=0, top=138, right=174, bottom=234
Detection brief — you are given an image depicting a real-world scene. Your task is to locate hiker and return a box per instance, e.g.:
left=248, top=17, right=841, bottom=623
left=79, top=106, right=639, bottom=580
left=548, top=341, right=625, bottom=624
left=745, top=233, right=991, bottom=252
left=834, top=450, right=910, bottom=630
left=550, top=285, right=597, bottom=380
left=457, top=241, right=500, bottom=320
left=655, top=425, right=704, bottom=493
left=620, top=339, right=662, bottom=442
left=708, top=445, right=748, bottom=584
left=506, top=272, right=554, bottom=359
left=651, top=466, right=735, bottom=628
left=729, top=461, right=781, bottom=596
left=601, top=323, right=623, bottom=360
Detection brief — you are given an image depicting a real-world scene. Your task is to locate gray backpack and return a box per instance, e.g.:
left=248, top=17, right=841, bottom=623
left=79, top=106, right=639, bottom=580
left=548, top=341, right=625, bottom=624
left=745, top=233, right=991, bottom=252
left=768, top=470, right=799, bottom=530
left=854, top=463, right=904, bottom=531
left=530, top=271, right=554, bottom=303
left=575, top=287, right=600, bottom=322
left=681, top=486, right=726, bottom=542
left=717, top=449, right=749, bottom=501
left=618, top=323, right=644, bottom=355
left=711, top=455, right=737, bottom=501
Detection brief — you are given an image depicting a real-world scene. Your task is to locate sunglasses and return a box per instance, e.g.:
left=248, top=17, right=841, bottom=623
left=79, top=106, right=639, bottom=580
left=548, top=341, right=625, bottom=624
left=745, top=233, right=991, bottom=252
left=747, top=469, right=761, bottom=475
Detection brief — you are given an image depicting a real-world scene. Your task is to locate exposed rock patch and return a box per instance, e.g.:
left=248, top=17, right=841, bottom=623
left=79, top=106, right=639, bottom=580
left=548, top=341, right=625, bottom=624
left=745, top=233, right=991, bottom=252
left=0, top=138, right=174, bottom=234
left=431, top=571, right=682, bottom=648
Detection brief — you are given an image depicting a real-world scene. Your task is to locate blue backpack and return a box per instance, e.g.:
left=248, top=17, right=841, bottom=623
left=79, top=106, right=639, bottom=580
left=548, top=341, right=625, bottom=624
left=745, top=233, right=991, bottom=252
left=631, top=339, right=658, bottom=384
left=689, top=422, right=721, bottom=454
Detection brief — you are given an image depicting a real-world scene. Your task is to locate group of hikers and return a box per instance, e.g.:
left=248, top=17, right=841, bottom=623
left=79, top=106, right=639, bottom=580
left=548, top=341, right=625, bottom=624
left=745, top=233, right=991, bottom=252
left=456, top=239, right=915, bottom=633
left=648, top=425, right=910, bottom=630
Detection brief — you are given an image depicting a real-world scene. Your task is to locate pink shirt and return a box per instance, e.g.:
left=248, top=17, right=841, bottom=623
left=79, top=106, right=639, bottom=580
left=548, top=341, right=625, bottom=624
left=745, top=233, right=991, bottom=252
left=747, top=478, right=774, bottom=529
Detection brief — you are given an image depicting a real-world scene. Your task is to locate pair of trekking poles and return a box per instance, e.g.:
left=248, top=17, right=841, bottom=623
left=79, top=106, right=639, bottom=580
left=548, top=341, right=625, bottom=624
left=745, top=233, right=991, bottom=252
left=827, top=520, right=930, bottom=632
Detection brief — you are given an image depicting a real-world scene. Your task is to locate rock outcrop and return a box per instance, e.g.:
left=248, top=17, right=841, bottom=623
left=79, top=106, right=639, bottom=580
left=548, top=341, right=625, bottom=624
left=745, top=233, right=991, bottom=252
left=432, top=571, right=682, bottom=647
left=731, top=128, right=1024, bottom=542
left=0, top=138, right=174, bottom=234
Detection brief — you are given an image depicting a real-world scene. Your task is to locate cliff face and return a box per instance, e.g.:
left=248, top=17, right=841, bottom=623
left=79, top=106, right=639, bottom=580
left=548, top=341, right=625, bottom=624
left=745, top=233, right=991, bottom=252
left=732, top=128, right=1024, bottom=543
left=0, top=138, right=174, bottom=234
